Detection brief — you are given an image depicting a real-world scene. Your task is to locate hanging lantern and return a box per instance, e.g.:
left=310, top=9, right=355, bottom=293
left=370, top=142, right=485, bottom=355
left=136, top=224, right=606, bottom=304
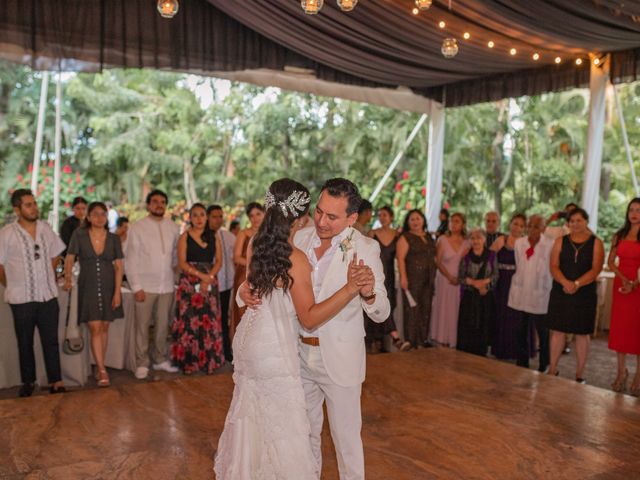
left=157, top=0, right=179, bottom=18
left=415, top=0, right=432, bottom=10
left=337, top=0, right=358, bottom=12
left=301, top=0, right=324, bottom=14
left=441, top=38, right=458, bottom=58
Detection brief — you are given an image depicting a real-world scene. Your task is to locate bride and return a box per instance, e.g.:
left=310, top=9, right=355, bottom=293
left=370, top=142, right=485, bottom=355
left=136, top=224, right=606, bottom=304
left=214, top=178, right=373, bottom=479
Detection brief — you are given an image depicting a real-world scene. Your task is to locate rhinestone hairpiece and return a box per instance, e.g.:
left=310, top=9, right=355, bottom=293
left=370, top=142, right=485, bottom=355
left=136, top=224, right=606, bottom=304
left=264, top=189, right=311, bottom=218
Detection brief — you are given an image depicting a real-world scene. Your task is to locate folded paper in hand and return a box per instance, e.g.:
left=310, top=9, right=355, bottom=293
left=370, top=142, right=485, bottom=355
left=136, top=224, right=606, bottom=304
left=404, top=289, right=417, bottom=308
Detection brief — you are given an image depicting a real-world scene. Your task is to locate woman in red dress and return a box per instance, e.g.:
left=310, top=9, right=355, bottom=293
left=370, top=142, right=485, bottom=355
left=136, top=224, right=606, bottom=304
left=608, top=198, right=640, bottom=396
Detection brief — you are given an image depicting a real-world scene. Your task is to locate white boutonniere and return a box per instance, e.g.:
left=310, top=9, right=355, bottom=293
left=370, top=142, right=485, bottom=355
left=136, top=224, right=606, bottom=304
left=339, top=230, right=355, bottom=263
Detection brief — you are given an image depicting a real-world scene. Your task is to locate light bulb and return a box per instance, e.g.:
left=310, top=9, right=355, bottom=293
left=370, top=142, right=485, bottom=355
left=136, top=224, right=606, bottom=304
left=554, top=56, right=562, bottom=64
left=575, top=58, right=583, bottom=65
left=532, top=52, right=540, bottom=61
left=412, top=7, right=419, bottom=15
left=487, top=41, right=495, bottom=48
left=438, top=20, right=446, bottom=29
left=594, top=57, right=600, bottom=65
left=510, top=48, right=517, bottom=56
left=463, top=32, right=470, bottom=40
left=157, top=0, right=179, bottom=19
left=415, top=0, right=432, bottom=10
left=301, top=0, right=324, bottom=14
left=337, top=0, right=358, bottom=12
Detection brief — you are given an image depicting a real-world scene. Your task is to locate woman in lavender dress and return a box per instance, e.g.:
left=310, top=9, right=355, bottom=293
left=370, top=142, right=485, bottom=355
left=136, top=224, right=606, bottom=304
left=430, top=213, right=469, bottom=348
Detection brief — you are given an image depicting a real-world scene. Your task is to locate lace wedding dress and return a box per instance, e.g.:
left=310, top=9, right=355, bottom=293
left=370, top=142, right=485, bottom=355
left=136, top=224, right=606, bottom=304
left=214, top=289, right=318, bottom=479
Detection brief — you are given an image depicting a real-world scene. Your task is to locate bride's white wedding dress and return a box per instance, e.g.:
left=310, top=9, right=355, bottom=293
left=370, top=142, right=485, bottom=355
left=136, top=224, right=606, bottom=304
left=214, top=289, right=318, bottom=479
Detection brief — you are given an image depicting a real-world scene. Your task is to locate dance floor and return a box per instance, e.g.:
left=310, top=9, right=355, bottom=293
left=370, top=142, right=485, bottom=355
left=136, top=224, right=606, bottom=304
left=1, top=348, right=639, bottom=479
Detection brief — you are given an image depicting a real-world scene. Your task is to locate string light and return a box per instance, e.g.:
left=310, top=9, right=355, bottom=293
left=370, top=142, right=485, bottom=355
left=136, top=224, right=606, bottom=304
left=532, top=52, right=540, bottom=60
left=594, top=57, right=601, bottom=65
left=301, top=0, right=323, bottom=14
left=487, top=41, right=495, bottom=48
left=438, top=21, right=446, bottom=28
left=337, top=0, right=357, bottom=12
left=509, top=48, right=517, bottom=56
left=554, top=56, right=562, bottom=64
left=157, top=0, right=179, bottom=18
left=412, top=7, right=419, bottom=15
left=575, top=58, right=583, bottom=65
left=463, top=32, right=470, bottom=40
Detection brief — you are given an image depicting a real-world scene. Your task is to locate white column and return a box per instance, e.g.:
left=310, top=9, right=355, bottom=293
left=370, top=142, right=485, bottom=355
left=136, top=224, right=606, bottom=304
left=425, top=101, right=445, bottom=232
left=30, top=71, right=49, bottom=194
left=52, top=72, right=63, bottom=233
left=581, top=56, right=609, bottom=232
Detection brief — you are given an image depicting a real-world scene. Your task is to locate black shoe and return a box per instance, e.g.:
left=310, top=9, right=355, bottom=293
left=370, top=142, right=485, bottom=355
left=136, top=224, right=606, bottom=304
left=576, top=378, right=586, bottom=385
left=49, top=385, right=67, bottom=394
left=18, top=383, right=35, bottom=398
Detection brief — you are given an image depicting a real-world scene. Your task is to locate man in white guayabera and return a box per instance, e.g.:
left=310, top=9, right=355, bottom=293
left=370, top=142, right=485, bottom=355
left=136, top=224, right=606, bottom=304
left=125, top=189, right=180, bottom=379
left=240, top=178, right=390, bottom=480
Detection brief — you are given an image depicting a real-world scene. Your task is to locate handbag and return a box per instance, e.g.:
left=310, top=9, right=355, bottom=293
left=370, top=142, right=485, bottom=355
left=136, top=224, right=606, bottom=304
left=62, top=289, right=84, bottom=355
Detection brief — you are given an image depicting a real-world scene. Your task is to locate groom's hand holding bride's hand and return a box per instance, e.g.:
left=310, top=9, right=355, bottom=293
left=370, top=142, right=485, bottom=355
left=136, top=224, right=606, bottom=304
left=239, top=281, right=262, bottom=309
left=347, top=254, right=375, bottom=300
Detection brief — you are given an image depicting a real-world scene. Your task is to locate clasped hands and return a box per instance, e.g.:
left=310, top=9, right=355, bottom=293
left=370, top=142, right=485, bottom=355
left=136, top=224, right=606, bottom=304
left=466, top=277, right=490, bottom=296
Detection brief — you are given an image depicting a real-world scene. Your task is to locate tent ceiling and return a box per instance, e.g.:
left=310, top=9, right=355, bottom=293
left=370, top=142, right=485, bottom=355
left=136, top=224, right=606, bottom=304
left=0, top=0, right=639, bottom=107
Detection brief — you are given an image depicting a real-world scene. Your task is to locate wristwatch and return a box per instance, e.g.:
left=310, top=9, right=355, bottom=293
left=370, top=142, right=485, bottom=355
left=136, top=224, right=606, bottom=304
left=360, top=290, right=376, bottom=301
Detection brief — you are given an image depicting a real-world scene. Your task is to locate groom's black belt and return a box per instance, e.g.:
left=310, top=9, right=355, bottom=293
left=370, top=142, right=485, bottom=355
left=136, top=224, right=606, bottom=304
left=300, top=336, right=320, bottom=347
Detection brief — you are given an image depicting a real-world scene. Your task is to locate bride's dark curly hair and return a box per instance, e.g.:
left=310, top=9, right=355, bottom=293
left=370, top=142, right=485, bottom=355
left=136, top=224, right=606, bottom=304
left=248, top=178, right=311, bottom=297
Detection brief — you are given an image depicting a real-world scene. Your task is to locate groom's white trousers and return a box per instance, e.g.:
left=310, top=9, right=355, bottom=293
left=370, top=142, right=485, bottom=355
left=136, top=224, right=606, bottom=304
left=299, top=342, right=365, bottom=480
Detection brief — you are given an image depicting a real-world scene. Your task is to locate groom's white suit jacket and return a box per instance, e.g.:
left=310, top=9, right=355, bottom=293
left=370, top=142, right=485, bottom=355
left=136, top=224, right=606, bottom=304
left=294, top=226, right=390, bottom=387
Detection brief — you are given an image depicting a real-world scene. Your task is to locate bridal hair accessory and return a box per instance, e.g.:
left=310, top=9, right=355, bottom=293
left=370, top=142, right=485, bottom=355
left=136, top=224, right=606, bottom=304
left=264, top=189, right=311, bottom=218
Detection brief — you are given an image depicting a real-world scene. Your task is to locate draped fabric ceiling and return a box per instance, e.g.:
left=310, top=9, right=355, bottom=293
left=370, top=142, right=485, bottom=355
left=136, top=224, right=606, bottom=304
left=0, top=0, right=639, bottom=108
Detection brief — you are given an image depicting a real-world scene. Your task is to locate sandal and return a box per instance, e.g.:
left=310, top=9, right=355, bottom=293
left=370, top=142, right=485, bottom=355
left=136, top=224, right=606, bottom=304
left=630, top=375, right=640, bottom=397
left=97, top=369, right=110, bottom=387
left=392, top=337, right=411, bottom=352
left=611, top=369, right=628, bottom=393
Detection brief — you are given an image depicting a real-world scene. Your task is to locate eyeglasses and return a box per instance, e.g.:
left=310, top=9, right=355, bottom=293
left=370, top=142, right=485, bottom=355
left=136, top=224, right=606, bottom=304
left=34, top=243, right=41, bottom=260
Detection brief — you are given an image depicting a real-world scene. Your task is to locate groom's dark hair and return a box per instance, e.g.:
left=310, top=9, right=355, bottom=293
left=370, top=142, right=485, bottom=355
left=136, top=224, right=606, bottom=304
left=320, top=178, right=362, bottom=215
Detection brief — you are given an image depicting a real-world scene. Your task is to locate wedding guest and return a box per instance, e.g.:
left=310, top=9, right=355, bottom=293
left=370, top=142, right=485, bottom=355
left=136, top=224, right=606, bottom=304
left=484, top=211, right=502, bottom=247
left=106, top=201, right=119, bottom=233
left=508, top=215, right=553, bottom=373
left=60, top=196, right=87, bottom=255
left=63, top=202, right=124, bottom=387
left=490, top=213, right=527, bottom=359
left=207, top=204, right=236, bottom=362
left=171, top=203, right=224, bottom=374
left=457, top=228, right=498, bottom=356
left=435, top=208, right=449, bottom=237
left=353, top=199, right=373, bottom=235
left=229, top=220, right=241, bottom=236
left=607, top=198, right=640, bottom=395
left=366, top=206, right=410, bottom=352
left=397, top=209, right=437, bottom=349
left=545, top=202, right=579, bottom=240
left=230, top=202, right=264, bottom=339
left=125, top=189, right=180, bottom=380
left=115, top=217, right=129, bottom=252
left=546, top=208, right=604, bottom=383
left=430, top=212, right=469, bottom=347
left=0, top=189, right=66, bottom=397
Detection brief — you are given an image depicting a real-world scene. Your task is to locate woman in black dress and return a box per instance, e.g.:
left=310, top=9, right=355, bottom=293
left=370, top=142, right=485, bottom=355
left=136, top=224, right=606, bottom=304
left=457, top=228, right=499, bottom=357
left=171, top=203, right=225, bottom=374
left=366, top=206, right=410, bottom=352
left=546, top=208, right=604, bottom=383
left=396, top=209, right=437, bottom=349
left=63, top=201, right=124, bottom=387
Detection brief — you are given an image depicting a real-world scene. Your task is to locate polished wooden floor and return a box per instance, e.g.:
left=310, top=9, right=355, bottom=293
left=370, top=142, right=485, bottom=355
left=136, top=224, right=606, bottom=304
left=1, top=348, right=639, bottom=479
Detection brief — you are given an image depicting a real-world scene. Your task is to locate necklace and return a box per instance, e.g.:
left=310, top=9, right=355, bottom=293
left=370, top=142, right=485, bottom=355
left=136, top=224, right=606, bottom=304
left=568, top=236, right=588, bottom=263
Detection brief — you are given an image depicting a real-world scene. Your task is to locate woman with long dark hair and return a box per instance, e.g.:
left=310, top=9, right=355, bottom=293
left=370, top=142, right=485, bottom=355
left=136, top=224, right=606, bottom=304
left=170, top=203, right=224, bottom=374
left=396, top=209, right=437, bottom=349
left=607, top=198, right=640, bottom=395
left=229, top=202, right=265, bottom=339
left=215, top=179, right=372, bottom=479
left=546, top=208, right=604, bottom=383
left=63, top=201, right=124, bottom=387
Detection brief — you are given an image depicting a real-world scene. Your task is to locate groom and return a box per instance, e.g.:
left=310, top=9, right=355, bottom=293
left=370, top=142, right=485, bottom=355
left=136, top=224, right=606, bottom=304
left=241, top=178, right=390, bottom=479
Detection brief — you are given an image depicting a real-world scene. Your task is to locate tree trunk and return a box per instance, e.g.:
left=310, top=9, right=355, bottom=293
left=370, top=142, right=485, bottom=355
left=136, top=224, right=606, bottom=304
left=491, top=100, right=508, bottom=213
left=183, top=156, right=198, bottom=206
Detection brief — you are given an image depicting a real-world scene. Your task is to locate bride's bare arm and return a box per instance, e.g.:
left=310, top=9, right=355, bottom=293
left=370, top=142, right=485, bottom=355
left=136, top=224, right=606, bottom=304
left=289, top=248, right=368, bottom=330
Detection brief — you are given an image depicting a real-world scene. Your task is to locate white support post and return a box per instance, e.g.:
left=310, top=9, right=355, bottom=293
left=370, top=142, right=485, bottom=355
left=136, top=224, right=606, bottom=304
left=52, top=72, right=62, bottom=233
left=611, top=82, right=640, bottom=196
left=30, top=71, right=49, bottom=194
left=581, top=56, right=609, bottom=232
left=425, top=101, right=445, bottom=232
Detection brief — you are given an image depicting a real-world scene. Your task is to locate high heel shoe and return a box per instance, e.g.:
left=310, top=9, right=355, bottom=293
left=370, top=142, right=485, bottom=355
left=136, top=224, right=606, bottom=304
left=611, top=369, right=628, bottom=393
left=97, top=369, right=110, bottom=387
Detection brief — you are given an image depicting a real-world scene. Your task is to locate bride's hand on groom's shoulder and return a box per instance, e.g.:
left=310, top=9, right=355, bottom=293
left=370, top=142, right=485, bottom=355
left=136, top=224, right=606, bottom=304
left=239, top=281, right=262, bottom=309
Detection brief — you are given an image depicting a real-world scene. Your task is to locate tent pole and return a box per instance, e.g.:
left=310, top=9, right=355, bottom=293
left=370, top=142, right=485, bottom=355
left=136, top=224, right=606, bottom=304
left=52, top=72, right=62, bottom=232
left=369, top=113, right=428, bottom=203
left=30, top=71, right=49, bottom=194
left=611, top=82, right=640, bottom=196
left=581, top=56, right=608, bottom=232
left=425, top=102, right=445, bottom=232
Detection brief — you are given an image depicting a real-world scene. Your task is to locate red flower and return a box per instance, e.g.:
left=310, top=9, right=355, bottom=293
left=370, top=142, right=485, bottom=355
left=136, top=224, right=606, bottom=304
left=444, top=201, right=450, bottom=210
left=64, top=202, right=71, bottom=208
left=87, top=185, right=95, bottom=193
left=28, top=164, right=33, bottom=172
left=62, top=165, right=72, bottom=174
left=190, top=316, right=201, bottom=331
left=198, top=350, right=207, bottom=366
left=44, top=177, right=50, bottom=184
left=202, top=314, right=212, bottom=331
left=421, top=187, right=427, bottom=197
left=402, top=171, right=409, bottom=180
left=191, top=293, right=204, bottom=309
left=48, top=161, right=54, bottom=168
left=16, top=174, right=23, bottom=181
left=405, top=201, right=411, bottom=210
left=75, top=173, right=81, bottom=184
left=395, top=182, right=402, bottom=192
